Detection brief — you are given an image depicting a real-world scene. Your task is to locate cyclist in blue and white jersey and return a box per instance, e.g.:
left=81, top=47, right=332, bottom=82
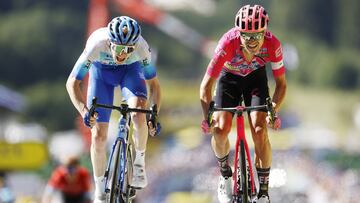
left=66, top=16, right=161, bottom=203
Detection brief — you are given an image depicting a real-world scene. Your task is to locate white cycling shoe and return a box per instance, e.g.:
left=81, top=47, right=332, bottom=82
left=93, top=193, right=106, bottom=203
left=217, top=176, right=233, bottom=203
left=131, top=164, right=148, bottom=189
left=256, top=195, right=270, bottom=203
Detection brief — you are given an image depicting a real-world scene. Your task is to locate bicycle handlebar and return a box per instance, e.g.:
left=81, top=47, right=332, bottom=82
left=89, top=97, right=158, bottom=118
left=207, top=97, right=276, bottom=126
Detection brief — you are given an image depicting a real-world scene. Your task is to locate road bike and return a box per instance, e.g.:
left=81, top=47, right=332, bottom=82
left=89, top=97, right=158, bottom=203
left=207, top=97, right=275, bottom=203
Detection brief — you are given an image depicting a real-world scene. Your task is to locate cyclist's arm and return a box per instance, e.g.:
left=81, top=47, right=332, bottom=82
left=272, top=74, right=286, bottom=112
left=140, top=40, right=161, bottom=112
left=200, top=38, right=233, bottom=119
left=65, top=29, right=102, bottom=117
left=146, top=77, right=161, bottom=112
left=66, top=56, right=92, bottom=118
left=200, top=32, right=234, bottom=119
left=200, top=73, right=217, bottom=120
left=269, top=35, right=287, bottom=112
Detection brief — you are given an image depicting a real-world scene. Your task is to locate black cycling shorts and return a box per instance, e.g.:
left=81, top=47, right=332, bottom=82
left=63, top=193, right=87, bottom=203
left=214, top=68, right=269, bottom=112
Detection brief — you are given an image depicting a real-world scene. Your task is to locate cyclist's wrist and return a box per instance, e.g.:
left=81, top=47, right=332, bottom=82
left=272, top=102, right=282, bottom=113
left=81, top=110, right=88, bottom=118
left=79, top=103, right=88, bottom=117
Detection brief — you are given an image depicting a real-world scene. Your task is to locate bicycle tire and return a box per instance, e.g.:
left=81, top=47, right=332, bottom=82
left=123, top=145, right=135, bottom=203
left=109, top=140, right=123, bottom=203
left=236, top=140, right=249, bottom=203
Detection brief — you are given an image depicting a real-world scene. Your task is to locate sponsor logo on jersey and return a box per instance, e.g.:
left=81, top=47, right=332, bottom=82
left=139, top=72, right=145, bottom=80
left=85, top=60, right=92, bottom=69
left=228, top=30, right=241, bottom=41
left=225, top=61, right=259, bottom=71
left=215, top=44, right=227, bottom=58
left=100, top=52, right=113, bottom=61
left=257, top=53, right=269, bottom=57
left=275, top=46, right=282, bottom=58
left=271, top=60, right=284, bottom=70
left=265, top=31, right=272, bottom=39
left=257, top=48, right=269, bottom=57
left=224, top=60, right=261, bottom=76
left=208, top=59, right=216, bottom=71
left=142, top=58, right=149, bottom=66
left=99, top=52, right=118, bottom=65
left=135, top=91, right=147, bottom=97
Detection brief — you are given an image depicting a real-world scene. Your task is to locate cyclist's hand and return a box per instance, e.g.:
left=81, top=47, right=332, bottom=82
left=148, top=121, right=161, bottom=136
left=201, top=119, right=214, bottom=135
left=266, top=114, right=281, bottom=130
left=83, top=111, right=98, bottom=128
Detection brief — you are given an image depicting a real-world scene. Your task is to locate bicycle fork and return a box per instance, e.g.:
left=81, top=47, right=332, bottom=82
left=104, top=118, right=129, bottom=196
left=233, top=115, right=256, bottom=199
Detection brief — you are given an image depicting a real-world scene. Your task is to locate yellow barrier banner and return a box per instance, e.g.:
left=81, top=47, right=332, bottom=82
left=0, top=142, right=48, bottom=170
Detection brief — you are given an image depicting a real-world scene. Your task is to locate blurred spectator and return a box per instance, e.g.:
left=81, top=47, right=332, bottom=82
left=42, top=156, right=91, bottom=203
left=0, top=175, right=15, bottom=203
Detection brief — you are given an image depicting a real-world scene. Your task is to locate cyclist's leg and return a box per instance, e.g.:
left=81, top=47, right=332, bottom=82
left=212, top=111, right=234, bottom=203
left=211, top=111, right=232, bottom=169
left=213, top=71, right=244, bottom=176
left=248, top=110, right=271, bottom=200
left=244, top=68, right=271, bottom=200
left=87, top=63, right=115, bottom=201
left=121, top=62, right=148, bottom=153
left=90, top=123, right=109, bottom=198
left=126, top=96, right=147, bottom=154
left=247, top=111, right=270, bottom=168
left=121, top=62, right=148, bottom=188
left=212, top=72, right=243, bottom=203
left=243, top=68, right=271, bottom=168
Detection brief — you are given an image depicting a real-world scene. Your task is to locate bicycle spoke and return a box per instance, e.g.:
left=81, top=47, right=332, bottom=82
left=124, top=145, right=135, bottom=203
left=240, top=141, right=249, bottom=203
left=106, top=140, right=125, bottom=203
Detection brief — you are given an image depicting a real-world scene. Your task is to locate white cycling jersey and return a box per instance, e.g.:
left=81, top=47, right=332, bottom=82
left=83, top=28, right=151, bottom=66
left=71, top=27, right=155, bottom=80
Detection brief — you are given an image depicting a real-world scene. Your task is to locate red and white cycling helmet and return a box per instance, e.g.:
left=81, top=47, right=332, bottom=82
left=235, top=5, right=269, bottom=32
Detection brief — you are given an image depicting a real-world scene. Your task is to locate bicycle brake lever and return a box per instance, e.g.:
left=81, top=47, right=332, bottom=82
left=207, top=101, right=215, bottom=126
left=151, top=104, right=158, bottom=114
left=266, top=97, right=276, bottom=125
left=149, top=104, right=158, bottom=126
left=89, top=97, right=97, bottom=117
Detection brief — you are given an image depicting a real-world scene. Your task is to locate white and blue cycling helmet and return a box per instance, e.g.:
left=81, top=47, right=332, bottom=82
left=107, top=16, right=141, bottom=45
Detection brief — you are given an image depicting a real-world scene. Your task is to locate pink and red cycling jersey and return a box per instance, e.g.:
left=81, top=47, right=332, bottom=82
left=206, top=28, right=285, bottom=78
left=48, top=166, right=91, bottom=195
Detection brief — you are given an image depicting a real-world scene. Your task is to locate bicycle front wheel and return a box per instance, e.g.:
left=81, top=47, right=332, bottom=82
left=108, top=140, right=125, bottom=203
left=123, top=144, right=135, bottom=203
left=235, top=140, right=249, bottom=203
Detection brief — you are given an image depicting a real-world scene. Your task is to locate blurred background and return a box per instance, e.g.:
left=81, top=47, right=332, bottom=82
left=0, top=0, right=360, bottom=202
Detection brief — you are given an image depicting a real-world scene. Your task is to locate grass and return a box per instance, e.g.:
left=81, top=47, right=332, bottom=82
left=284, top=82, right=360, bottom=136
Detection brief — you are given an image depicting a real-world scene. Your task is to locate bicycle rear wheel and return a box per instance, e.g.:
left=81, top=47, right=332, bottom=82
left=235, top=140, right=249, bottom=203
left=108, top=140, right=125, bottom=203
